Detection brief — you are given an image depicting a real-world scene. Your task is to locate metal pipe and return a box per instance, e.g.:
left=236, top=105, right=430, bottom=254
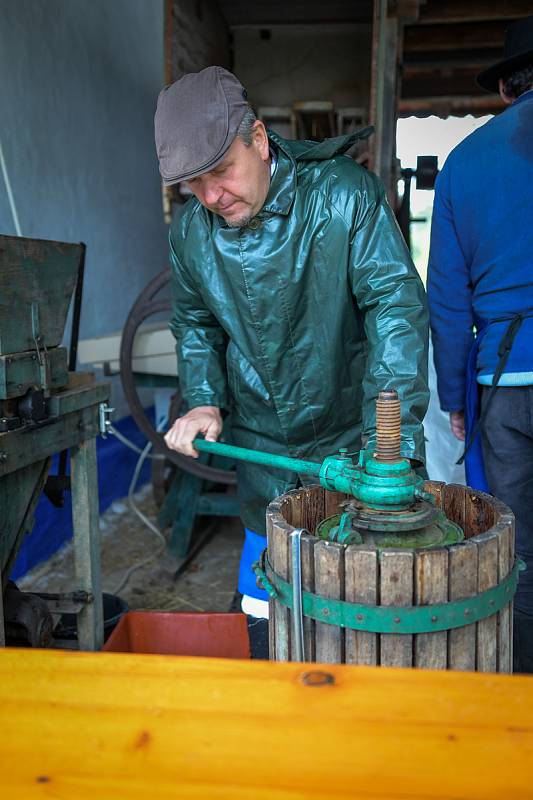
left=0, top=136, right=22, bottom=237
left=193, top=439, right=321, bottom=477
left=291, top=529, right=305, bottom=662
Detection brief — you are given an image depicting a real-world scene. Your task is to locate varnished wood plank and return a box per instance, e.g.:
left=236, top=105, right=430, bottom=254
left=448, top=542, right=478, bottom=671
left=266, top=509, right=277, bottom=661
left=465, top=490, right=493, bottom=537
left=284, top=489, right=304, bottom=529
left=279, top=491, right=311, bottom=662
left=302, top=485, right=324, bottom=534
left=2, top=648, right=533, bottom=799
left=279, top=487, right=320, bottom=661
left=314, top=541, right=345, bottom=663
left=423, top=480, right=445, bottom=510
left=443, top=484, right=467, bottom=536
left=267, top=503, right=291, bottom=661
left=301, top=533, right=316, bottom=662
left=486, top=498, right=514, bottom=673
left=345, top=548, right=378, bottom=665
left=414, top=548, right=448, bottom=670
left=324, top=490, right=347, bottom=519
left=380, top=550, right=414, bottom=667
left=496, top=521, right=513, bottom=674
left=475, top=533, right=499, bottom=672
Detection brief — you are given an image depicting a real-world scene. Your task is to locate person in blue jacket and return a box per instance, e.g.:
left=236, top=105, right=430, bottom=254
left=428, top=16, right=533, bottom=672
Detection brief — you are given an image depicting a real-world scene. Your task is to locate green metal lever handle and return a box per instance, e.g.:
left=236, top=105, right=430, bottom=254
left=192, top=438, right=321, bottom=477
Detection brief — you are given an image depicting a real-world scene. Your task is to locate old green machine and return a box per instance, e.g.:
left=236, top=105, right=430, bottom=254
left=192, top=390, right=463, bottom=549
left=0, top=235, right=110, bottom=649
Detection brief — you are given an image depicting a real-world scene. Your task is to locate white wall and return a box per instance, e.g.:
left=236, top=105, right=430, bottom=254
left=0, top=0, right=169, bottom=417
left=233, top=26, right=372, bottom=114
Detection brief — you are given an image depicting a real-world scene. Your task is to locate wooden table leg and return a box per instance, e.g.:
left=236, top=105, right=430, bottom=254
left=70, top=436, right=104, bottom=651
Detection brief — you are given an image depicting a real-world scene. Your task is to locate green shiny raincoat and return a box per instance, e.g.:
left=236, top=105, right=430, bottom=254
left=169, top=130, right=429, bottom=534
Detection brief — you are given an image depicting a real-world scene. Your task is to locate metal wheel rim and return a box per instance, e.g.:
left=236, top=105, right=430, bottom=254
left=119, top=268, right=237, bottom=485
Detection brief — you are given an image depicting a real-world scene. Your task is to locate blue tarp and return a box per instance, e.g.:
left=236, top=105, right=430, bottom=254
left=10, top=410, right=154, bottom=580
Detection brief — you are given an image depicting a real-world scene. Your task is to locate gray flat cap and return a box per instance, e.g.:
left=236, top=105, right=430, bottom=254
left=154, top=66, right=249, bottom=185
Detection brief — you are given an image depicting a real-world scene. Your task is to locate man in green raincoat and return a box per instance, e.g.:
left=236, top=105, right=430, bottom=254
left=154, top=67, right=429, bottom=632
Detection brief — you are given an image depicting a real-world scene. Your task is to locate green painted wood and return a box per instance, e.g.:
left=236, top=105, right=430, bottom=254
left=0, top=236, right=80, bottom=355
left=70, top=437, right=104, bottom=651
left=167, top=470, right=203, bottom=559
left=0, top=406, right=100, bottom=478
left=196, top=493, right=239, bottom=516
left=47, top=379, right=109, bottom=417
left=132, top=372, right=179, bottom=389
left=0, top=347, right=68, bottom=399
left=157, top=469, right=183, bottom=532
left=0, top=459, right=51, bottom=577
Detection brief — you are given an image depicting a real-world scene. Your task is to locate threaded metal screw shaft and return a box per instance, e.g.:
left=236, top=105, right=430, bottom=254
left=375, top=389, right=401, bottom=462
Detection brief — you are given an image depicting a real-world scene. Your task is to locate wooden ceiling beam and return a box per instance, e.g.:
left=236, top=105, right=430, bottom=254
left=404, top=48, right=500, bottom=68
left=403, top=64, right=486, bottom=81
left=216, top=0, right=373, bottom=27
left=401, top=72, right=488, bottom=98
left=394, top=0, right=422, bottom=24
left=404, top=20, right=508, bottom=51
left=417, top=0, right=532, bottom=25
left=398, top=94, right=503, bottom=117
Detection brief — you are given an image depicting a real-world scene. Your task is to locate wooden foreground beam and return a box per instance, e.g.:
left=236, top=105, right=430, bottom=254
left=1, top=649, right=533, bottom=798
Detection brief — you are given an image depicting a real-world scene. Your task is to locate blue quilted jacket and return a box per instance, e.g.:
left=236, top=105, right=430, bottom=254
left=428, top=90, right=533, bottom=412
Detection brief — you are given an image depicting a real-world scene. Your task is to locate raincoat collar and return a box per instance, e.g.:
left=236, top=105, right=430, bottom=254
left=282, top=125, right=374, bottom=161
left=260, top=131, right=297, bottom=216
left=262, top=126, right=374, bottom=216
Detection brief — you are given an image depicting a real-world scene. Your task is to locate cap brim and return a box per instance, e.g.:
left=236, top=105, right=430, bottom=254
left=161, top=147, right=231, bottom=186
left=477, top=48, right=533, bottom=93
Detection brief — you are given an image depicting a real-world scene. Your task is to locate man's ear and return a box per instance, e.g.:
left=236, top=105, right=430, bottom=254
left=498, top=78, right=514, bottom=106
left=252, top=120, right=270, bottom=161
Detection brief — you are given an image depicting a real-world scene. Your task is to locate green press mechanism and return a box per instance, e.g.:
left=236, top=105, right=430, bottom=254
left=193, top=389, right=463, bottom=550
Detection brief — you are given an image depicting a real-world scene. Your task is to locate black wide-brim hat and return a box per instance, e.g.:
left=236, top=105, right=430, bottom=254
left=477, top=14, right=533, bottom=93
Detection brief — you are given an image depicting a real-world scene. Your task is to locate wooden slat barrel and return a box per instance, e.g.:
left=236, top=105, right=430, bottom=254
left=266, top=482, right=515, bottom=672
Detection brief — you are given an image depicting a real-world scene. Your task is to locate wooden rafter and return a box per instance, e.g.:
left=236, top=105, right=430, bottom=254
left=399, top=93, right=504, bottom=117
left=403, top=48, right=501, bottom=69
left=404, top=20, right=510, bottom=52
left=417, top=0, right=533, bottom=25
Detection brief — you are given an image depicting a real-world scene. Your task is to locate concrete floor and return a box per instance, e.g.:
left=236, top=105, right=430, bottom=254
left=18, top=484, right=243, bottom=615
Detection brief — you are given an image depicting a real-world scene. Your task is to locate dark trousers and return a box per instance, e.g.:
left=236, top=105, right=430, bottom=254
left=481, top=385, right=533, bottom=671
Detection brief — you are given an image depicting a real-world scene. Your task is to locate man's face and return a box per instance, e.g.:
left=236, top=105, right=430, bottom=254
left=185, top=121, right=271, bottom=227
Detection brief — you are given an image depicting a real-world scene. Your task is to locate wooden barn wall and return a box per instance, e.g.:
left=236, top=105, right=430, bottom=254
left=165, top=0, right=231, bottom=83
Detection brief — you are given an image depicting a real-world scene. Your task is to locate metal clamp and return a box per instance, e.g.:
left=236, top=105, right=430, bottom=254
left=99, top=402, right=114, bottom=437
left=253, top=550, right=278, bottom=599
left=263, top=555, right=523, bottom=635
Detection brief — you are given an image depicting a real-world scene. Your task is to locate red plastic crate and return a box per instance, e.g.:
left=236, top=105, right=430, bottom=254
left=102, top=611, right=250, bottom=658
